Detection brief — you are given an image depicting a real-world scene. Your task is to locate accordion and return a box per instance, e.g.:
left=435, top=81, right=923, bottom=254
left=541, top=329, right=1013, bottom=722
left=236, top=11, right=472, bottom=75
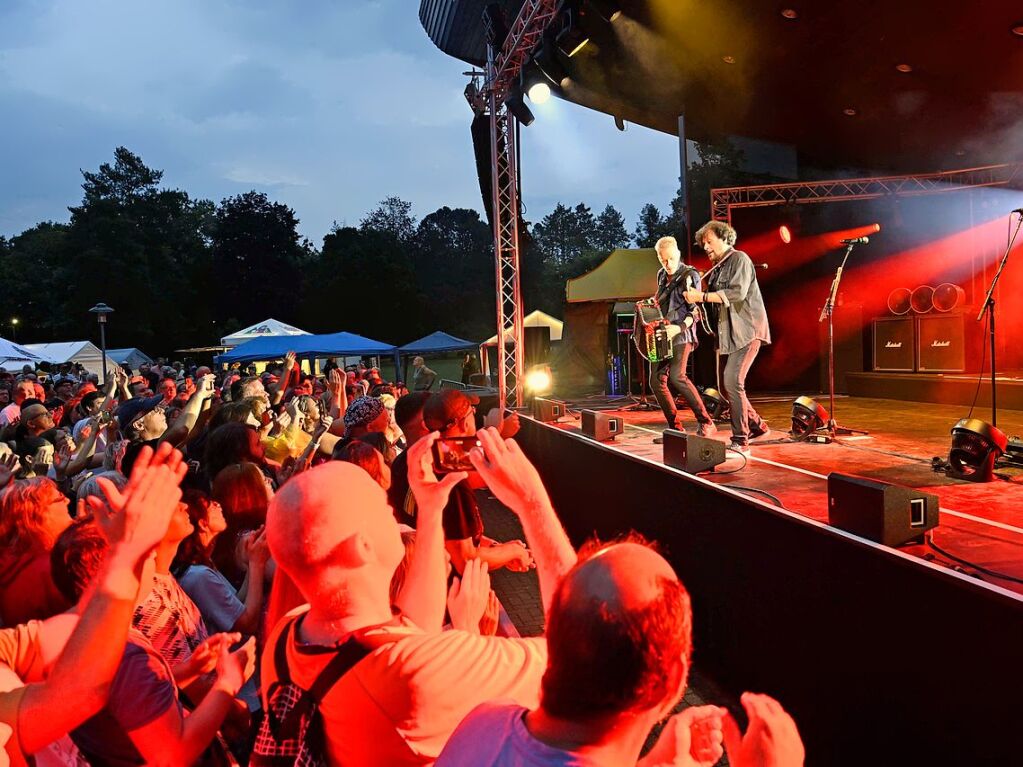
left=633, top=301, right=674, bottom=363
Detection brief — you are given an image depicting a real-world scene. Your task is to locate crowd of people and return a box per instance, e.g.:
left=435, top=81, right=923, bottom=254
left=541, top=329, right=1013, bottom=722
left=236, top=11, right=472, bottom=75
left=0, top=354, right=803, bottom=766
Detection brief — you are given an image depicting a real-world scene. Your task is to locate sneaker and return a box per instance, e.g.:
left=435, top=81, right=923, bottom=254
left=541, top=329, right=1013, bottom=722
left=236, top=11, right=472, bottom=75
left=749, top=422, right=771, bottom=440
left=727, top=441, right=751, bottom=458
left=697, top=421, right=717, bottom=438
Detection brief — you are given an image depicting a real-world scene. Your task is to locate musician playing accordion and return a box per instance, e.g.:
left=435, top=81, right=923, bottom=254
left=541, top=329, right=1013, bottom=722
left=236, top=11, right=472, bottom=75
left=649, top=236, right=716, bottom=444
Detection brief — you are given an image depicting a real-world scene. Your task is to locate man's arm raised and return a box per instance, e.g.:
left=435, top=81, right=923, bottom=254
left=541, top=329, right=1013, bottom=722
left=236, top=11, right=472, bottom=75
left=470, top=427, right=576, bottom=615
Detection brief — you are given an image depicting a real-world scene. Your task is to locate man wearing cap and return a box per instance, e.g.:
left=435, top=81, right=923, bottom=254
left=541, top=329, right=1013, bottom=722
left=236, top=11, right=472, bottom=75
left=118, top=374, right=217, bottom=447
left=409, top=390, right=533, bottom=576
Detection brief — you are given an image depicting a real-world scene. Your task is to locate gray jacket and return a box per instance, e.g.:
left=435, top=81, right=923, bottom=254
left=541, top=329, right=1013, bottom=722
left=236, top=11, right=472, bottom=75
left=707, top=248, right=771, bottom=355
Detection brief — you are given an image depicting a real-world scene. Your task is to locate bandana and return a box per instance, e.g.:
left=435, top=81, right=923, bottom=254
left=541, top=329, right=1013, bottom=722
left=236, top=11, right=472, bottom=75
left=343, top=396, right=385, bottom=430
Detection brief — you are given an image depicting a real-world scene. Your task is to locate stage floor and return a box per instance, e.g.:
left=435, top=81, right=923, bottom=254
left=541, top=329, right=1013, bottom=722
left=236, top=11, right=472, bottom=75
left=555, top=395, right=1023, bottom=595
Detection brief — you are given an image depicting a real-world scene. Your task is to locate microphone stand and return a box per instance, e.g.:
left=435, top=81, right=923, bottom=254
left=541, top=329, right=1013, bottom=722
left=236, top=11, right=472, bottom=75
left=817, top=242, right=868, bottom=439
left=976, top=212, right=1023, bottom=428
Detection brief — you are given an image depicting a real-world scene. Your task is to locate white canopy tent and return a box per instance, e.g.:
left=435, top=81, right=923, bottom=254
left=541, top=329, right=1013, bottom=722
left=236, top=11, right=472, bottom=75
left=482, top=309, right=564, bottom=346
left=24, top=341, right=119, bottom=376
left=220, top=319, right=311, bottom=349
left=0, top=337, right=45, bottom=370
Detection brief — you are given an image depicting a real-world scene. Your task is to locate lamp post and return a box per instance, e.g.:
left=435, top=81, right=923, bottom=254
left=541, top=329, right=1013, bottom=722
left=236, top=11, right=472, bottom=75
left=89, top=303, right=114, bottom=385
left=9, top=318, right=18, bottom=343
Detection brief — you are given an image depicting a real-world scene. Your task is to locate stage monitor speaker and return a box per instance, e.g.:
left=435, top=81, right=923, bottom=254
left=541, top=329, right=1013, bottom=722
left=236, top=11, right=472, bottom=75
left=524, top=326, right=552, bottom=368
left=662, top=430, right=726, bottom=474
left=532, top=397, right=564, bottom=423
left=580, top=409, right=621, bottom=441
left=827, top=472, right=939, bottom=547
left=872, top=317, right=915, bottom=372
left=916, top=314, right=966, bottom=372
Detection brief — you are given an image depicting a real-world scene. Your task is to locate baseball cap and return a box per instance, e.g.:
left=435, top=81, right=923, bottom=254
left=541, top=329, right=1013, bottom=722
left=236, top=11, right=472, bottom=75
left=116, top=395, right=164, bottom=431
left=422, top=389, right=480, bottom=432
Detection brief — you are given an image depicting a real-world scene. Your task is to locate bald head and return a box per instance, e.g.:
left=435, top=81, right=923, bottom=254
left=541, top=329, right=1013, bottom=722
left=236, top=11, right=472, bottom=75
left=267, top=461, right=403, bottom=609
left=541, top=539, right=692, bottom=721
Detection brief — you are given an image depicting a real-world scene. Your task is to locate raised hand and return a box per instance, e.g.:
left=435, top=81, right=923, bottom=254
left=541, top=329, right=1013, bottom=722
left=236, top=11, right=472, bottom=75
left=327, top=368, right=344, bottom=398
left=469, top=427, right=551, bottom=515
left=478, top=589, right=500, bottom=636
left=407, top=432, right=468, bottom=515
left=500, top=540, right=535, bottom=572
left=640, top=705, right=726, bottom=767
left=447, top=558, right=491, bottom=633
left=87, top=442, right=188, bottom=563
left=284, top=351, right=297, bottom=371
left=0, top=452, right=19, bottom=489
left=214, top=636, right=257, bottom=697
left=723, top=693, right=804, bottom=767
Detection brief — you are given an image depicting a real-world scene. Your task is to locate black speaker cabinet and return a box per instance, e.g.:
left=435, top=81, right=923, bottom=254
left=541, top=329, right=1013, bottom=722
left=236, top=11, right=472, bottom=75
left=872, top=317, right=915, bottom=371
left=827, top=473, right=939, bottom=547
left=662, top=430, right=726, bottom=474
left=580, top=409, right=621, bottom=441
left=916, top=314, right=966, bottom=372
left=532, top=397, right=564, bottom=423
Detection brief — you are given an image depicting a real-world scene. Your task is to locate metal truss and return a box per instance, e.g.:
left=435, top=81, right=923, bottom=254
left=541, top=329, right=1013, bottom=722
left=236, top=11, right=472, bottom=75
left=472, top=0, right=560, bottom=408
left=711, top=163, right=1023, bottom=223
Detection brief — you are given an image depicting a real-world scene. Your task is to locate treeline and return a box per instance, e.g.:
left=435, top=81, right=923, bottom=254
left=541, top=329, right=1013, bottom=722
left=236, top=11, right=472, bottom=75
left=0, top=145, right=744, bottom=356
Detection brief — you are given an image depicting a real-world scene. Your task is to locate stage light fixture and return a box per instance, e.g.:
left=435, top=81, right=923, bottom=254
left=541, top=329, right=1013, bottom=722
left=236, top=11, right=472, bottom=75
left=533, top=39, right=571, bottom=88
left=556, top=8, right=590, bottom=57
left=871, top=223, right=881, bottom=233
left=588, top=0, right=622, bottom=22
left=700, top=387, right=728, bottom=420
left=779, top=225, right=792, bottom=244
left=527, top=81, right=551, bottom=104
left=791, top=396, right=829, bottom=438
left=524, top=364, right=553, bottom=395
left=504, top=89, right=535, bottom=126
left=947, top=418, right=1007, bottom=483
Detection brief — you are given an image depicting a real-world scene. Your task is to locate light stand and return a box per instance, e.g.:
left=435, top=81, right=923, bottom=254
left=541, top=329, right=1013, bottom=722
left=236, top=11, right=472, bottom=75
left=89, top=302, right=114, bottom=386
left=817, top=242, right=868, bottom=440
left=976, top=212, right=1023, bottom=429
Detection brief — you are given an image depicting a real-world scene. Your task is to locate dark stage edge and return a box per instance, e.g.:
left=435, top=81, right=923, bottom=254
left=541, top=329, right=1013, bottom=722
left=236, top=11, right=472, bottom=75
left=847, top=370, right=1023, bottom=409
left=516, top=403, right=1023, bottom=767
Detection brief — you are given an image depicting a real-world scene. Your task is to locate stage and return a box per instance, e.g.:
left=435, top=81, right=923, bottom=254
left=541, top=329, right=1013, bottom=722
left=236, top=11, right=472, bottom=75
left=514, top=395, right=1023, bottom=766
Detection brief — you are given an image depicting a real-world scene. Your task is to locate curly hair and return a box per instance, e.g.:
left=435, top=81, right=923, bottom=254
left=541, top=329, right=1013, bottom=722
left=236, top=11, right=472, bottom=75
left=0, top=477, right=66, bottom=556
left=694, top=220, right=738, bottom=247
left=50, top=519, right=108, bottom=604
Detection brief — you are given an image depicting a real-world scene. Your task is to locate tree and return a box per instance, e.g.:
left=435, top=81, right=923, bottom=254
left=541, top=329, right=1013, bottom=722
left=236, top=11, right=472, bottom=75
left=594, top=204, right=630, bottom=252
left=211, top=191, right=310, bottom=329
left=531, top=203, right=598, bottom=267
left=634, top=203, right=668, bottom=248
left=360, top=196, right=416, bottom=245
left=76, top=146, right=163, bottom=208
left=686, top=139, right=747, bottom=226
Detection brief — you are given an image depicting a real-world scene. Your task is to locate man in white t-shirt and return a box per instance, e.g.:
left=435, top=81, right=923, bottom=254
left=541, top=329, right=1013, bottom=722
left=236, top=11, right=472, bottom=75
left=263, top=427, right=577, bottom=766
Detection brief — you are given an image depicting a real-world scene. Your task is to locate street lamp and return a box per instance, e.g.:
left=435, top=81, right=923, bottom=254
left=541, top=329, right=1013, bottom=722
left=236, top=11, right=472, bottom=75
left=89, top=303, right=114, bottom=385
left=9, top=318, right=18, bottom=342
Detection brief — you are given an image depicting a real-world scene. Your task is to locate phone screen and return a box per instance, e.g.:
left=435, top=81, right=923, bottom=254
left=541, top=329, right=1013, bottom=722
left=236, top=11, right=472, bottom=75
left=432, top=436, right=481, bottom=474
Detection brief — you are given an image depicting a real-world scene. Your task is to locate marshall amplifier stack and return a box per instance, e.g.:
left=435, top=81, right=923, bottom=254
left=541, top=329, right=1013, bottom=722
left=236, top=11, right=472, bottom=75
left=873, top=283, right=977, bottom=372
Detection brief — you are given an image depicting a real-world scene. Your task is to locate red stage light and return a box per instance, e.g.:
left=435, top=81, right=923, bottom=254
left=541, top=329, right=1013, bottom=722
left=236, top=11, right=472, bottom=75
left=779, top=225, right=792, bottom=244
left=872, top=223, right=881, bottom=233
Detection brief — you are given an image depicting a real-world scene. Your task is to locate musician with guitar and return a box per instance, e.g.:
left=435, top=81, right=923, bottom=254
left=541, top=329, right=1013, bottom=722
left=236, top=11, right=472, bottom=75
left=649, top=236, right=716, bottom=445
left=684, top=221, right=771, bottom=457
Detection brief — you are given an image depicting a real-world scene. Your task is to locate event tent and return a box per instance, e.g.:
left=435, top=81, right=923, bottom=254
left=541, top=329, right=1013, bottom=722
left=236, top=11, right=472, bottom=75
left=0, top=337, right=44, bottom=370
left=220, top=318, right=310, bottom=349
left=108, top=348, right=154, bottom=371
left=24, top=341, right=119, bottom=377
left=399, top=331, right=478, bottom=355
left=217, top=331, right=402, bottom=380
left=565, top=249, right=658, bottom=303
left=482, top=310, right=564, bottom=346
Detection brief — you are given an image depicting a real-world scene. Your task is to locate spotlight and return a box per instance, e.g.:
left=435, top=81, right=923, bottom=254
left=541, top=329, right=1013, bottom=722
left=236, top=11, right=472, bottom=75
left=524, top=364, right=553, bottom=395
left=527, top=81, right=551, bottom=104
left=791, top=396, right=829, bottom=438
left=504, top=89, right=535, bottom=126
left=778, top=225, right=792, bottom=244
left=533, top=39, right=571, bottom=87
left=947, top=418, right=1007, bottom=482
left=556, top=8, right=591, bottom=57
left=588, top=0, right=622, bottom=22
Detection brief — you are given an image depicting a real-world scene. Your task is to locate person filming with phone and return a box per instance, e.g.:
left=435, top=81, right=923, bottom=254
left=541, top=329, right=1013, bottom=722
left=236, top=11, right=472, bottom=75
left=404, top=389, right=534, bottom=576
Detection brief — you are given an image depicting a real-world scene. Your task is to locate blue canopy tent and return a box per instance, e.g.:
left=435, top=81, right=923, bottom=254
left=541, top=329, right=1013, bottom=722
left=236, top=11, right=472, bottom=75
left=398, top=331, right=479, bottom=388
left=217, top=331, right=402, bottom=381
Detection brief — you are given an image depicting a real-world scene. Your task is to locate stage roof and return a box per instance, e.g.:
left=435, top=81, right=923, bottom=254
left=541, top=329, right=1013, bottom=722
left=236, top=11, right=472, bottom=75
left=419, top=1, right=1023, bottom=172
left=566, top=247, right=657, bottom=302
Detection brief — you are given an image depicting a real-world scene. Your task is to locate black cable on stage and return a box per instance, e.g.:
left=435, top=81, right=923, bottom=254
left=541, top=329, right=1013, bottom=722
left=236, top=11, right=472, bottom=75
left=711, top=446, right=748, bottom=474
left=720, top=484, right=786, bottom=509
left=925, top=532, right=1023, bottom=586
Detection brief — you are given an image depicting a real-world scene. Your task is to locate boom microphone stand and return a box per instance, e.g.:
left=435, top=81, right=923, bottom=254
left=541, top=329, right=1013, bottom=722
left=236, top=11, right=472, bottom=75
left=817, top=239, right=869, bottom=439
left=977, top=210, right=1023, bottom=428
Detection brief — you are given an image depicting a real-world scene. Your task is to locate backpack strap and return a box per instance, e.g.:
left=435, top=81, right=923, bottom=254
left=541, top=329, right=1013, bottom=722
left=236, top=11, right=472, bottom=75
left=271, top=614, right=374, bottom=703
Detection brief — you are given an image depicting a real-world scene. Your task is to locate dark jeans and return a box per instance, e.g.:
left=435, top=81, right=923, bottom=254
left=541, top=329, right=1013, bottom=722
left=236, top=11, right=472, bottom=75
left=722, top=339, right=767, bottom=445
left=652, top=339, right=712, bottom=429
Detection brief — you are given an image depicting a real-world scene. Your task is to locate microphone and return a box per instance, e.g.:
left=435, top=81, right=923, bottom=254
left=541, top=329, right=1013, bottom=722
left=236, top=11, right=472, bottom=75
left=1012, top=208, right=1023, bottom=215
left=754, top=263, right=769, bottom=270
left=841, top=237, right=869, bottom=245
